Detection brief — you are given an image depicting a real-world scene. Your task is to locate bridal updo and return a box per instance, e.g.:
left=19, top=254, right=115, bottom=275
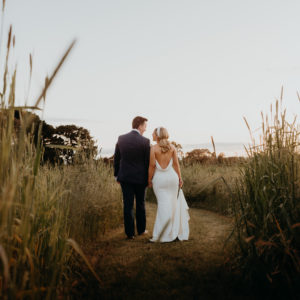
left=155, top=127, right=171, bottom=153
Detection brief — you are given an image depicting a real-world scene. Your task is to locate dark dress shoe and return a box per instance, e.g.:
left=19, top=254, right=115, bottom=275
left=126, top=236, right=135, bottom=240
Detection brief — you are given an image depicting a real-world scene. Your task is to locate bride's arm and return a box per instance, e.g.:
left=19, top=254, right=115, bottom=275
left=172, top=146, right=183, bottom=187
left=148, top=146, right=156, bottom=187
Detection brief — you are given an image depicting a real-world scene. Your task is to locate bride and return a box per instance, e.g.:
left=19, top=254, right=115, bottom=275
left=148, top=127, right=190, bottom=242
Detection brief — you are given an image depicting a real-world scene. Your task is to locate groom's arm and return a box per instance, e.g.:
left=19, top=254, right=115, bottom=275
left=147, top=145, right=155, bottom=187
left=113, top=141, right=121, bottom=178
left=145, top=138, right=150, bottom=174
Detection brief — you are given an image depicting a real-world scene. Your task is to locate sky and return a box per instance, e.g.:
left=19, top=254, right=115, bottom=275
left=1, top=0, right=300, bottom=152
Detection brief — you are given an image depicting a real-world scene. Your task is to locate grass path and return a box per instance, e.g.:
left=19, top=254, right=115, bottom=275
left=78, top=202, right=253, bottom=300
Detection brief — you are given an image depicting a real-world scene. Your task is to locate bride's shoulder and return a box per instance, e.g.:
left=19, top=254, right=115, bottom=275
left=151, top=144, right=159, bottom=151
left=170, top=144, right=176, bottom=152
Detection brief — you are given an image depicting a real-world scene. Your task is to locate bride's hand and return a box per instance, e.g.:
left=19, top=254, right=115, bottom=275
left=148, top=181, right=153, bottom=188
left=179, top=178, right=183, bottom=188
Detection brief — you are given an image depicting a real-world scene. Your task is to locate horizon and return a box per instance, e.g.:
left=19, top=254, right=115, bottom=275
left=1, top=0, right=299, bottom=150
left=99, top=141, right=248, bottom=158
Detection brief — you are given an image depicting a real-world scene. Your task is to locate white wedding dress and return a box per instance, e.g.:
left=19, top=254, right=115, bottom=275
left=150, top=158, right=190, bottom=242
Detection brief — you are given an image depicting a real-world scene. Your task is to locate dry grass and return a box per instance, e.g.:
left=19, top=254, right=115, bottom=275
left=232, top=96, right=300, bottom=297
left=0, top=8, right=122, bottom=298
left=1, top=1, right=299, bottom=298
left=61, top=160, right=123, bottom=241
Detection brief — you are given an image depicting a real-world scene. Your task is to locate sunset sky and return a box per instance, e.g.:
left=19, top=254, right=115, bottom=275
left=1, top=0, right=300, bottom=152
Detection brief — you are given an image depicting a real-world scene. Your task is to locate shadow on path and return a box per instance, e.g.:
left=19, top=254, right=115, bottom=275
left=72, top=202, right=256, bottom=299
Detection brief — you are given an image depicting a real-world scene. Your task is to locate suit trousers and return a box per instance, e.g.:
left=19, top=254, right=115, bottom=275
left=120, top=182, right=146, bottom=237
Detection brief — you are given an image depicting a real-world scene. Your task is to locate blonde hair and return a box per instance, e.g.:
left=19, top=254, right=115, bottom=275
left=156, top=127, right=171, bottom=153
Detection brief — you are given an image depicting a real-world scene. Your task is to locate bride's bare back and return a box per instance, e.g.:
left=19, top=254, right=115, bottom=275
left=153, top=144, right=175, bottom=169
left=149, top=143, right=182, bottom=189
left=149, top=143, right=189, bottom=243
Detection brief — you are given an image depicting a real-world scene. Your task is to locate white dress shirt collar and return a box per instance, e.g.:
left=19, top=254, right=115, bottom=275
left=132, top=129, right=141, bottom=135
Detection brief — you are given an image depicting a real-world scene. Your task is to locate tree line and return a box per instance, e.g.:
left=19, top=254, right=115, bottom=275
left=2, top=109, right=98, bottom=164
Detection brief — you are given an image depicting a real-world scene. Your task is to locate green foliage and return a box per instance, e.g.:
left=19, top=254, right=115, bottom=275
left=11, top=110, right=97, bottom=165
left=44, top=124, right=97, bottom=165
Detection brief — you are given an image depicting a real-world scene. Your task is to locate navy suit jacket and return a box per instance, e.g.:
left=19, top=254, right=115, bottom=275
left=114, top=130, right=150, bottom=185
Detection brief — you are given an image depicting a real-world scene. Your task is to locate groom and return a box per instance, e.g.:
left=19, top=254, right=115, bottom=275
left=114, top=116, right=151, bottom=239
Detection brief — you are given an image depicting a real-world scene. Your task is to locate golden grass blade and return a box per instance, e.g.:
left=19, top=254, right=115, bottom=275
left=280, top=86, right=283, bottom=102
left=0, top=2, right=5, bottom=87
left=244, top=235, right=255, bottom=243
left=1, top=26, right=13, bottom=102
left=243, top=144, right=250, bottom=156
left=246, top=220, right=256, bottom=228
left=243, top=116, right=250, bottom=132
left=67, top=239, right=102, bottom=285
left=33, top=122, right=43, bottom=176
left=255, top=239, right=277, bottom=248
left=0, top=244, right=10, bottom=287
left=34, top=40, right=76, bottom=108
left=29, top=53, right=32, bottom=76
left=266, top=273, right=272, bottom=283
left=211, top=136, right=216, bottom=157
left=8, top=69, right=16, bottom=106
left=25, top=247, right=34, bottom=274
left=6, top=24, right=11, bottom=50
left=291, top=223, right=300, bottom=229
left=43, top=76, right=49, bottom=101
left=4, top=105, right=42, bottom=110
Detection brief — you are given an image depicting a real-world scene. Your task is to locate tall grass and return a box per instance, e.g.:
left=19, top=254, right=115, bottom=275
left=181, top=163, right=239, bottom=214
left=61, top=159, right=122, bottom=241
left=0, top=12, right=78, bottom=296
left=0, top=8, right=122, bottom=298
left=232, top=95, right=300, bottom=297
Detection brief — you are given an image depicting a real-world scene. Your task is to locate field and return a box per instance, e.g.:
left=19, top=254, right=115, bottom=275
left=0, top=6, right=299, bottom=299
left=1, top=137, right=299, bottom=299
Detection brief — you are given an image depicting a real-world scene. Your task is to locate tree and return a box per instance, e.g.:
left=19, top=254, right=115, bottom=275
left=10, top=109, right=97, bottom=164
left=45, top=124, right=97, bottom=164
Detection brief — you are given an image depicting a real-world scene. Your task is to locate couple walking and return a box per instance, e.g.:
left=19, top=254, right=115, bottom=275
left=114, top=116, right=189, bottom=242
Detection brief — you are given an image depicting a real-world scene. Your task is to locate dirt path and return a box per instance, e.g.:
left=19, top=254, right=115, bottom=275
left=79, top=202, right=249, bottom=300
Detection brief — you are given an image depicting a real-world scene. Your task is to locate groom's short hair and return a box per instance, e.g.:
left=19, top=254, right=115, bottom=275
left=132, top=116, right=148, bottom=129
